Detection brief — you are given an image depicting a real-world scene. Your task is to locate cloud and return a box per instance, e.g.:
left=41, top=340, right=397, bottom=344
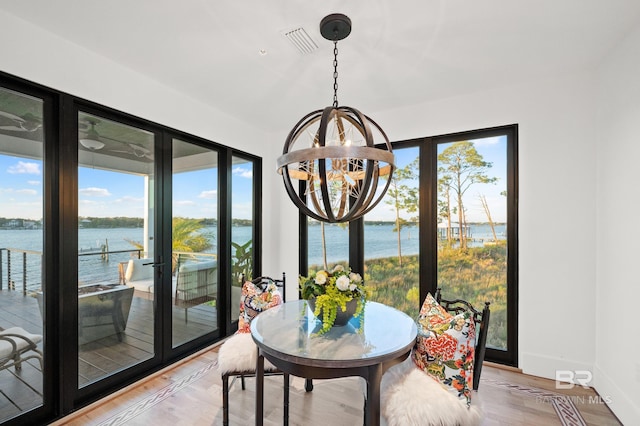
left=115, top=195, right=143, bottom=204
left=0, top=188, right=13, bottom=194
left=27, top=180, right=41, bottom=186
left=198, top=190, right=217, bottom=199
left=15, top=189, right=37, bottom=195
left=79, top=187, right=111, bottom=197
left=7, top=161, right=41, bottom=175
left=175, top=200, right=196, bottom=206
left=232, top=167, right=252, bottom=178
left=473, top=136, right=502, bottom=147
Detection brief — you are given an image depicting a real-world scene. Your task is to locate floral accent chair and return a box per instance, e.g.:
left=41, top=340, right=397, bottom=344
left=434, top=288, right=490, bottom=392
left=217, top=273, right=285, bottom=426
left=378, top=289, right=490, bottom=426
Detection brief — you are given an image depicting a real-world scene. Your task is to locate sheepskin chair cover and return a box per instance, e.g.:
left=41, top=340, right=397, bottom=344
left=217, top=332, right=277, bottom=374
left=380, top=357, right=482, bottom=426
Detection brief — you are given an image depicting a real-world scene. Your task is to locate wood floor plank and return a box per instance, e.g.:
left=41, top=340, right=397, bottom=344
left=51, top=345, right=622, bottom=426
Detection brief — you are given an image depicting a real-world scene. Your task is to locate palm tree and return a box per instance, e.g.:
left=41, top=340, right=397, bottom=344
left=126, top=217, right=213, bottom=274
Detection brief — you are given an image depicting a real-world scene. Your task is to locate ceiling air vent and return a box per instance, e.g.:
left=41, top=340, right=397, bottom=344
left=283, top=27, right=318, bottom=54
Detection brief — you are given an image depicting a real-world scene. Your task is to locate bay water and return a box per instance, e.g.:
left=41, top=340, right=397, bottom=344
left=1, top=223, right=504, bottom=289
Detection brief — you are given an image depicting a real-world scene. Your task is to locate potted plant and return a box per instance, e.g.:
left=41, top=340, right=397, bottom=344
left=299, top=265, right=367, bottom=334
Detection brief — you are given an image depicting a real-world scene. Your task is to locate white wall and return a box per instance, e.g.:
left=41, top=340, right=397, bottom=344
left=594, top=21, right=640, bottom=425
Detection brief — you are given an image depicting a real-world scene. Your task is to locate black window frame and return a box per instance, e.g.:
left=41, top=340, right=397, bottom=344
left=299, top=124, right=518, bottom=367
left=0, top=69, right=262, bottom=424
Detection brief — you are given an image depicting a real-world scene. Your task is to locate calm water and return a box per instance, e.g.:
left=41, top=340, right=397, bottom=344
left=1, top=224, right=504, bottom=289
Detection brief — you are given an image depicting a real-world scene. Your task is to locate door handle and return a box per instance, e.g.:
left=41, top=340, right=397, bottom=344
left=142, top=262, right=165, bottom=268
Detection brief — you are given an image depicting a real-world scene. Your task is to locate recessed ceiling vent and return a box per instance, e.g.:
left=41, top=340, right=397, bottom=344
left=283, top=27, right=318, bottom=54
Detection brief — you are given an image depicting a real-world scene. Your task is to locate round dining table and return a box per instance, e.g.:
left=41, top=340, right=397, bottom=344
left=251, top=299, right=417, bottom=426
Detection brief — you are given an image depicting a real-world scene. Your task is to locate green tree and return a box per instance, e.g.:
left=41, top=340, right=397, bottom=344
left=385, top=157, right=419, bottom=266
left=437, top=142, right=496, bottom=249
left=231, top=239, right=253, bottom=282
left=127, top=217, right=213, bottom=273
left=437, top=174, right=453, bottom=246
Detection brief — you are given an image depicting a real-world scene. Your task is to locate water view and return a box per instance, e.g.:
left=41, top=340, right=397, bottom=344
left=1, top=222, right=505, bottom=291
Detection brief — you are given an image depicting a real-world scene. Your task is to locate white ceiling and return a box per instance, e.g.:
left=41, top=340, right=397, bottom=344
left=1, top=0, right=639, bottom=134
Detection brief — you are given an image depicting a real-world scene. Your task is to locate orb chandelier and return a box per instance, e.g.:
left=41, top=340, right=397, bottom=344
left=277, top=13, right=395, bottom=223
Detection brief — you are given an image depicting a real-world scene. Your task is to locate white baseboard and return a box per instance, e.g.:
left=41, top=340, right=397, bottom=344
left=520, top=351, right=593, bottom=381
left=592, top=364, right=639, bottom=425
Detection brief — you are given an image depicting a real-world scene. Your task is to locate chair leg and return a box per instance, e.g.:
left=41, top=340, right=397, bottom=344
left=222, top=374, right=229, bottom=426
left=363, top=382, right=368, bottom=426
left=13, top=354, right=22, bottom=371
left=284, top=373, right=290, bottom=426
left=241, top=374, right=246, bottom=390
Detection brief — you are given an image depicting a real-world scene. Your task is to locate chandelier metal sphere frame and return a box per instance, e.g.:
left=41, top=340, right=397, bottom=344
left=277, top=13, right=395, bottom=223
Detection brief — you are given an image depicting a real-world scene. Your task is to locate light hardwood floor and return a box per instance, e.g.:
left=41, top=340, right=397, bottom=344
left=51, top=343, right=621, bottom=426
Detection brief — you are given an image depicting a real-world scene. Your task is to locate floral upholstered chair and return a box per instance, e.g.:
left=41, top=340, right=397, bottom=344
left=377, top=289, right=490, bottom=426
left=217, top=274, right=285, bottom=426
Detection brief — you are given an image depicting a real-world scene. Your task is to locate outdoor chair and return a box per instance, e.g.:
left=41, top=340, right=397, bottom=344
left=174, top=260, right=217, bottom=323
left=0, top=327, right=43, bottom=373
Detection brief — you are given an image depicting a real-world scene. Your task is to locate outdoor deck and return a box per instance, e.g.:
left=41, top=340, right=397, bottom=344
left=0, top=288, right=217, bottom=420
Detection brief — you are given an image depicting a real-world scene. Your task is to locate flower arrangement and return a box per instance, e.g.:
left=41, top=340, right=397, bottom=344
left=299, top=264, right=367, bottom=334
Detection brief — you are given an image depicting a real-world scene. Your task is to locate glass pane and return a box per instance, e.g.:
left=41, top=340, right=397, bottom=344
left=77, top=112, right=155, bottom=386
left=231, top=156, right=253, bottom=320
left=364, top=146, right=420, bottom=318
left=437, top=137, right=508, bottom=350
left=0, top=87, right=44, bottom=421
left=171, top=139, right=218, bottom=347
left=307, top=220, right=349, bottom=273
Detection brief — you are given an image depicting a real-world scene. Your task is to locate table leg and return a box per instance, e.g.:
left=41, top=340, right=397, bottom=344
left=284, top=373, right=290, bottom=426
left=365, top=364, right=382, bottom=426
left=256, top=348, right=264, bottom=426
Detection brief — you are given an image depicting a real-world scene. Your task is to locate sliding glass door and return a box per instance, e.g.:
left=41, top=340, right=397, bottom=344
left=77, top=111, right=156, bottom=386
left=0, top=72, right=263, bottom=424
left=171, top=139, right=219, bottom=348
left=0, top=86, right=46, bottom=422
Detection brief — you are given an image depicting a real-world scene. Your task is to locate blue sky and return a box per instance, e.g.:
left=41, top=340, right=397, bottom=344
left=365, top=135, right=507, bottom=222
left=1, top=136, right=505, bottom=222
left=0, top=154, right=255, bottom=220
left=0, top=157, right=43, bottom=220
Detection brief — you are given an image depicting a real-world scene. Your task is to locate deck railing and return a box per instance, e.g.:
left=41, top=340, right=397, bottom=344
left=1, top=247, right=143, bottom=295
left=0, top=248, right=216, bottom=295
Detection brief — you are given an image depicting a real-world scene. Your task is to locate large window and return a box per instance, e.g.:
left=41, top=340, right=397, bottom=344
left=435, top=130, right=514, bottom=356
left=0, top=86, right=45, bottom=423
left=364, top=146, right=420, bottom=318
left=302, top=125, right=518, bottom=365
left=0, top=72, right=263, bottom=424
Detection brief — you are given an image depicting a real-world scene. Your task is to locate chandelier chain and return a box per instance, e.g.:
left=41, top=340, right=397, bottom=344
left=333, top=41, right=339, bottom=107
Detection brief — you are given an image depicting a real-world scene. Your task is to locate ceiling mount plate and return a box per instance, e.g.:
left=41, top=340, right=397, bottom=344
left=320, top=13, right=352, bottom=41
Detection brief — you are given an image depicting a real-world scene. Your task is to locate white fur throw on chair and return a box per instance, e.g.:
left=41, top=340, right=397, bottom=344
left=217, top=332, right=277, bottom=374
left=380, top=357, right=482, bottom=426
